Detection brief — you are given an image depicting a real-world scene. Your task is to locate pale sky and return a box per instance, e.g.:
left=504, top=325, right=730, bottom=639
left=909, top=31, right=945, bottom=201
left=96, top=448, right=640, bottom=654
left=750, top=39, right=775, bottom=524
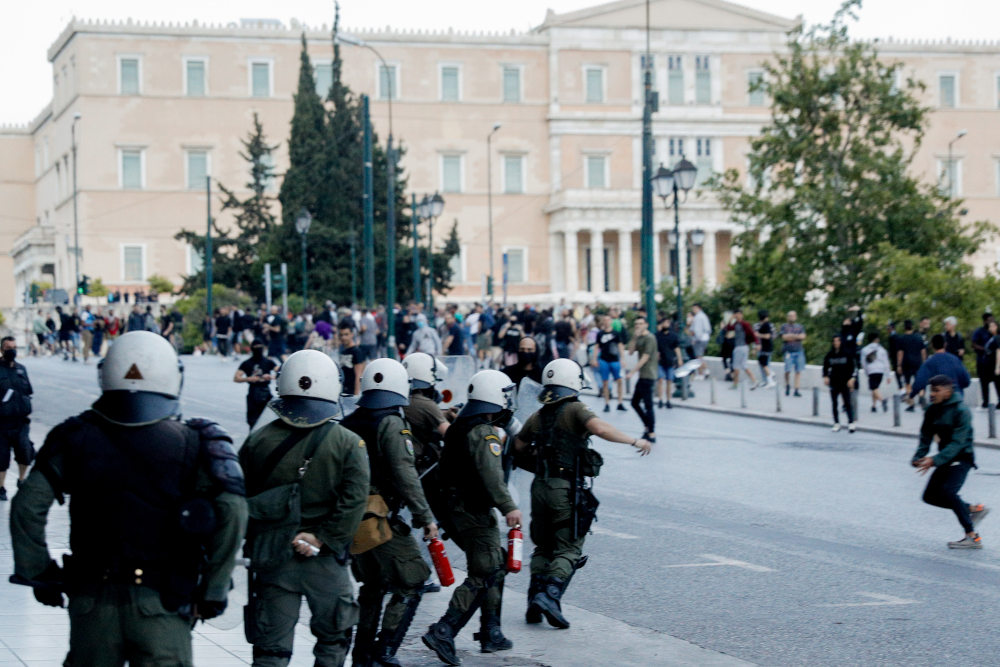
left=2, top=0, right=998, bottom=125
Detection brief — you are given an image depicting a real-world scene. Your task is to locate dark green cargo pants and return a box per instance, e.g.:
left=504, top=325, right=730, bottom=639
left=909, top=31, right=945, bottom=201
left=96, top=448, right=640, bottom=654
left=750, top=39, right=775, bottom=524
left=64, top=584, right=193, bottom=667
left=249, top=554, right=358, bottom=667
left=443, top=509, right=506, bottom=625
left=529, top=477, right=585, bottom=580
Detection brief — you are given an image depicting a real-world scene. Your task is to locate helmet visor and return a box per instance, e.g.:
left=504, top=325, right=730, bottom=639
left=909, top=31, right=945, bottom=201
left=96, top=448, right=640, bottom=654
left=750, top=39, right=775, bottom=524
left=91, top=391, right=180, bottom=426
left=539, top=385, right=578, bottom=405
left=269, top=396, right=339, bottom=428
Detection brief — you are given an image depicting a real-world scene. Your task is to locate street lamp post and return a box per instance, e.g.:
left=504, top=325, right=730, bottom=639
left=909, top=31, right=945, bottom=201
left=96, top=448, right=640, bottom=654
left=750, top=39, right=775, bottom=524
left=421, top=193, right=444, bottom=313
left=71, top=113, right=81, bottom=303
left=487, top=123, right=501, bottom=300
left=295, top=209, right=312, bottom=309
left=411, top=193, right=421, bottom=305
left=653, top=158, right=698, bottom=321
left=947, top=129, right=967, bottom=198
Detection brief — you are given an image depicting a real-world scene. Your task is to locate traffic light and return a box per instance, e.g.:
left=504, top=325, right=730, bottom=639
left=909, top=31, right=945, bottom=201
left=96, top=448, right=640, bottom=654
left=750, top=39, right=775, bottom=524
left=76, top=275, right=89, bottom=295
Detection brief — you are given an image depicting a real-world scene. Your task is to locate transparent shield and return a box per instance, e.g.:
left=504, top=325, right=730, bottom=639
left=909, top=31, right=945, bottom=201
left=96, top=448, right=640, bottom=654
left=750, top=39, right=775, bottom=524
left=437, top=355, right=476, bottom=410
left=339, top=395, right=359, bottom=419
left=514, top=377, right=544, bottom=426
left=674, top=359, right=703, bottom=380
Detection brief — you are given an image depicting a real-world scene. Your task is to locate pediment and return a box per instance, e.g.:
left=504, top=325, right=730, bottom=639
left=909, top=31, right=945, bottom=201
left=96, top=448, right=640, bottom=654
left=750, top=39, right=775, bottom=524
left=538, top=0, right=800, bottom=32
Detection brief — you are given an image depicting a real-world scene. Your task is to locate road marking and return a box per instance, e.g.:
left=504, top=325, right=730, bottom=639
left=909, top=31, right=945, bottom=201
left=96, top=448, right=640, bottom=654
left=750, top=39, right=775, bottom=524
left=819, top=592, right=919, bottom=608
left=664, top=553, right=774, bottom=572
left=591, top=525, right=639, bottom=540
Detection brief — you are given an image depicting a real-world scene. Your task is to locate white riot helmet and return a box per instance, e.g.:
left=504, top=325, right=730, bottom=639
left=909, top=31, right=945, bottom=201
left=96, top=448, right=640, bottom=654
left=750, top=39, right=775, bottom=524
left=270, top=349, right=343, bottom=427
left=539, top=358, right=588, bottom=404
left=459, top=369, right=516, bottom=420
left=402, top=352, right=446, bottom=389
left=93, top=331, right=183, bottom=426
left=358, top=358, right=411, bottom=409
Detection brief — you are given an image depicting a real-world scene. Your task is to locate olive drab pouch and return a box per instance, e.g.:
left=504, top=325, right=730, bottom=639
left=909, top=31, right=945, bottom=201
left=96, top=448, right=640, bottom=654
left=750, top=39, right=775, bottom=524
left=244, top=426, right=323, bottom=570
left=349, top=493, right=392, bottom=555
left=580, top=448, right=604, bottom=478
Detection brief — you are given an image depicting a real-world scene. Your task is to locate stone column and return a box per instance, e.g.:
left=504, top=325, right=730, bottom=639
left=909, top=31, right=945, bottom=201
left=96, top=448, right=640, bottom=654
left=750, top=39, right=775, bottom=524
left=549, top=231, right=564, bottom=293
left=565, top=229, right=579, bottom=295
left=618, top=229, right=632, bottom=293
left=702, top=229, right=717, bottom=288
left=590, top=228, right=604, bottom=294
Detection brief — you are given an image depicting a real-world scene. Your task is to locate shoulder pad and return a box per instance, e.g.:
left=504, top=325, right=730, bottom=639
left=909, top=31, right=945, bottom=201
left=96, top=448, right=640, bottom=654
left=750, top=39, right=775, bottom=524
left=185, top=418, right=234, bottom=444
left=190, top=422, right=245, bottom=497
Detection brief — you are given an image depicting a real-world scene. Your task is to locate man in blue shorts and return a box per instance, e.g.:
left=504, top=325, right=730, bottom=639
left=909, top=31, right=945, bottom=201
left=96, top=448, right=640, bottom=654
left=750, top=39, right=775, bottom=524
left=590, top=315, right=626, bottom=413
left=780, top=310, right=806, bottom=397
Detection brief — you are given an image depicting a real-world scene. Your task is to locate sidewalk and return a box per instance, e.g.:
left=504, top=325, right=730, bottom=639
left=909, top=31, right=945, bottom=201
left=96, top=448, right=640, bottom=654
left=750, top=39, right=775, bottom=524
left=601, top=357, right=1000, bottom=449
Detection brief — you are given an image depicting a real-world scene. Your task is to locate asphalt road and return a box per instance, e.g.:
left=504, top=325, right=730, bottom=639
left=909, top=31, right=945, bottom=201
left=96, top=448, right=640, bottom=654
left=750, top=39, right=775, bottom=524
left=17, top=353, right=1000, bottom=666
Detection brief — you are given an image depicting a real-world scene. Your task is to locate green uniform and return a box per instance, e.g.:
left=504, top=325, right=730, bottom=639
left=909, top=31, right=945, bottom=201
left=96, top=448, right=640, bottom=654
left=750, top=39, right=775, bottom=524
left=519, top=399, right=597, bottom=579
left=632, top=332, right=659, bottom=380
left=240, top=419, right=370, bottom=667
left=432, top=420, right=517, bottom=644
left=10, top=414, right=248, bottom=667
left=345, top=411, right=434, bottom=664
left=403, top=392, right=447, bottom=468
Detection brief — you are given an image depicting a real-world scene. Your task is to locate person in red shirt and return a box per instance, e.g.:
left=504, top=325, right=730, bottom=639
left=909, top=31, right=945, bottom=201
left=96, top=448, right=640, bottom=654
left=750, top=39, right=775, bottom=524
left=726, top=309, right=758, bottom=390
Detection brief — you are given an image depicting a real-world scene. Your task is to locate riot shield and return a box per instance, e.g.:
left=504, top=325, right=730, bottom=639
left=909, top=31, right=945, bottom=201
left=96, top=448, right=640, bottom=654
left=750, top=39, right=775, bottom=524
left=437, top=355, right=476, bottom=410
left=513, top=377, right=543, bottom=426
left=205, top=560, right=249, bottom=630
left=340, top=395, right=359, bottom=419
left=673, top=359, right=703, bottom=380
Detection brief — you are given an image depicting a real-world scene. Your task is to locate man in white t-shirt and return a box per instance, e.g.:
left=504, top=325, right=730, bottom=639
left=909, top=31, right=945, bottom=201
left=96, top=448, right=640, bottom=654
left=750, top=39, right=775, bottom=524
left=690, top=304, right=712, bottom=379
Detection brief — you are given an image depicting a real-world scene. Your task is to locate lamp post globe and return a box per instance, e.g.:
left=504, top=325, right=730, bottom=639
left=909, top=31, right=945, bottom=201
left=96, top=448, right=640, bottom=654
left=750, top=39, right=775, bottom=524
left=672, top=157, right=698, bottom=192
left=430, top=192, right=444, bottom=218
left=652, top=163, right=674, bottom=200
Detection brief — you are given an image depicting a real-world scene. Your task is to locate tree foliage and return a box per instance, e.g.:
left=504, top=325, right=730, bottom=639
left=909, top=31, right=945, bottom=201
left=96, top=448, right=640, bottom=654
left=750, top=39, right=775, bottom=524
left=713, top=0, right=991, bottom=325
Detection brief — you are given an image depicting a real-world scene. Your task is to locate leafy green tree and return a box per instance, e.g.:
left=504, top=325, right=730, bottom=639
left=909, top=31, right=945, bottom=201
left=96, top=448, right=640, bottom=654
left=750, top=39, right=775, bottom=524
left=176, top=113, right=277, bottom=297
left=431, top=220, right=460, bottom=296
left=173, top=286, right=254, bottom=352
left=147, top=274, right=174, bottom=295
left=86, top=277, right=109, bottom=298
left=713, top=0, right=990, bottom=329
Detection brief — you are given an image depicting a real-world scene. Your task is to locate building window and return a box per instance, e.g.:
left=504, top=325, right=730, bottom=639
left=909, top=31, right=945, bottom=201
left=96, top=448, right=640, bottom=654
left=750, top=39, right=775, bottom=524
left=261, top=152, right=277, bottom=193
left=250, top=60, right=272, bottom=98
left=503, top=155, right=524, bottom=194
left=314, top=62, right=332, bottom=98
left=448, top=246, right=464, bottom=283
left=504, top=247, right=526, bottom=283
left=119, top=56, right=140, bottom=95
left=378, top=64, right=398, bottom=101
left=668, top=137, right=685, bottom=160
left=667, top=56, right=683, bottom=104
left=120, top=149, right=144, bottom=190
left=938, top=158, right=961, bottom=197
left=502, top=66, right=521, bottom=103
left=996, top=74, right=1000, bottom=108
left=440, top=65, right=460, bottom=102
left=185, top=58, right=207, bottom=97
left=585, top=155, right=607, bottom=189
left=585, top=66, right=605, bottom=103
left=122, top=245, right=145, bottom=282
left=747, top=70, right=765, bottom=106
left=695, top=138, right=713, bottom=186
left=186, top=150, right=209, bottom=190
left=695, top=56, right=711, bottom=104
left=939, top=73, right=956, bottom=108
left=55, top=162, right=62, bottom=197
left=441, top=154, right=463, bottom=193
left=187, top=244, right=204, bottom=275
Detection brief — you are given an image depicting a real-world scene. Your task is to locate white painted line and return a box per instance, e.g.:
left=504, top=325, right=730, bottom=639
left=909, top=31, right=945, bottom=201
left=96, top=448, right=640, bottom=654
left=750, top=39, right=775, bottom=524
left=819, top=592, right=919, bottom=608
left=663, top=553, right=775, bottom=572
left=591, top=525, right=640, bottom=540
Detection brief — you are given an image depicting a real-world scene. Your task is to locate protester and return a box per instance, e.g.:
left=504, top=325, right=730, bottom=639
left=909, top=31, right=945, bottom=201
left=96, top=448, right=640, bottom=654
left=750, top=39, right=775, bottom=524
left=690, top=303, right=712, bottom=379
left=655, top=316, right=683, bottom=409
left=911, top=334, right=971, bottom=401
left=860, top=331, right=890, bottom=413
left=626, top=315, right=658, bottom=442
left=727, top=310, right=757, bottom=390
left=501, top=336, right=543, bottom=386
left=780, top=310, right=806, bottom=397
left=897, top=320, right=928, bottom=411
left=822, top=334, right=856, bottom=433
left=338, top=323, right=367, bottom=396
left=943, top=316, right=965, bottom=359
left=591, top=315, right=627, bottom=413
left=753, top=309, right=776, bottom=388
left=442, top=312, right=464, bottom=356
left=971, top=313, right=995, bottom=408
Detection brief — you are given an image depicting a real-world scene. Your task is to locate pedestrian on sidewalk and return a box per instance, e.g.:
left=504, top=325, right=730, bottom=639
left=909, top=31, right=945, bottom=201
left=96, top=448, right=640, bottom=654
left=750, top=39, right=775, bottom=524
left=971, top=313, right=995, bottom=408
left=943, top=316, right=965, bottom=359
left=626, top=316, right=658, bottom=442
left=910, top=335, right=971, bottom=402
left=896, top=320, right=927, bottom=411
left=727, top=310, right=758, bottom=390
left=780, top=311, right=806, bottom=397
left=719, top=313, right=735, bottom=382
left=823, top=334, right=856, bottom=433
left=690, top=303, right=712, bottom=379
left=655, top=315, right=683, bottom=408
left=912, top=375, right=989, bottom=549
left=592, top=315, right=627, bottom=413
left=860, top=332, right=891, bottom=413
left=753, top=309, right=776, bottom=388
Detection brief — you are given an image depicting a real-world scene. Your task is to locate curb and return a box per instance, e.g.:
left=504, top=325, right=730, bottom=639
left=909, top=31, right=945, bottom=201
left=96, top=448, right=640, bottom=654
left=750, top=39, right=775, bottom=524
left=668, top=400, right=1000, bottom=451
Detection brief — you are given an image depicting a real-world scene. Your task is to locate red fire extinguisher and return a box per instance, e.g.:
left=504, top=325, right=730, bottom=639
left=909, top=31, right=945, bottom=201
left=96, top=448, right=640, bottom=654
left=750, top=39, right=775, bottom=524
left=507, top=525, right=523, bottom=573
left=427, top=538, right=455, bottom=587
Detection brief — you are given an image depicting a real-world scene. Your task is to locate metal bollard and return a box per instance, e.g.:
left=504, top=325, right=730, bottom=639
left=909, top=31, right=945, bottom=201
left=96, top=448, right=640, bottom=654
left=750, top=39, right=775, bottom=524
left=710, top=377, right=716, bottom=405
left=892, top=393, right=901, bottom=427
left=740, top=378, right=747, bottom=409
left=990, top=404, right=997, bottom=439
left=850, top=389, right=858, bottom=422
left=812, top=386, right=820, bottom=417
left=682, top=375, right=690, bottom=401
left=775, top=378, right=782, bottom=413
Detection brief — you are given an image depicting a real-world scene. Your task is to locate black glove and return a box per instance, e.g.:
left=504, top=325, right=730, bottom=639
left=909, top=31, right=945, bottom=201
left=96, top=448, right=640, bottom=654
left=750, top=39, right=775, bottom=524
left=196, top=599, right=227, bottom=620
left=34, top=586, right=65, bottom=608
left=32, top=560, right=65, bottom=608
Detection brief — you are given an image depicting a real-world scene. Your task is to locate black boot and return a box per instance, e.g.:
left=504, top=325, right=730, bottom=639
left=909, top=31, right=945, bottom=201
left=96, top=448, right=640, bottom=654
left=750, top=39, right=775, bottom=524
left=422, top=619, right=461, bottom=666
left=373, top=592, right=422, bottom=666
left=352, top=584, right=385, bottom=667
left=530, top=577, right=570, bottom=629
left=474, top=620, right=513, bottom=653
left=525, top=574, right=544, bottom=624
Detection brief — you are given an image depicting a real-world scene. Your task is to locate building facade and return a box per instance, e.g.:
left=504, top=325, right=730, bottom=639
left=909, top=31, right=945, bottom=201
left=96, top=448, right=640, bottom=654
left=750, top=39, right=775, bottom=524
left=2, top=0, right=1000, bottom=308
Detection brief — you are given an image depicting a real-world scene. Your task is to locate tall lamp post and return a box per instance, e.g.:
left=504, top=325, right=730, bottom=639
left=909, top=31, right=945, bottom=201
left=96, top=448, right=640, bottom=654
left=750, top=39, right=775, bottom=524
left=486, top=123, right=501, bottom=300
left=410, top=194, right=422, bottom=305
left=653, top=158, right=698, bottom=321
left=419, top=193, right=444, bottom=313
left=71, top=112, right=81, bottom=303
left=295, top=209, right=312, bottom=308
left=947, top=129, right=967, bottom=197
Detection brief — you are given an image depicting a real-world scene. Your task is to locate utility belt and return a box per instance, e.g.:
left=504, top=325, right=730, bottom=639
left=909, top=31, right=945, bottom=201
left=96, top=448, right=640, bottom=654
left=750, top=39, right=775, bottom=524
left=63, top=556, right=198, bottom=610
left=537, top=463, right=578, bottom=482
left=537, top=449, right=603, bottom=480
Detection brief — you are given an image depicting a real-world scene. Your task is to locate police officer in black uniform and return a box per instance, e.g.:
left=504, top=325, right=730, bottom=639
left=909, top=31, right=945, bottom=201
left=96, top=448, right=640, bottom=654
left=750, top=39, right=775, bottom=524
left=9, top=331, right=248, bottom=666
left=0, top=336, right=34, bottom=499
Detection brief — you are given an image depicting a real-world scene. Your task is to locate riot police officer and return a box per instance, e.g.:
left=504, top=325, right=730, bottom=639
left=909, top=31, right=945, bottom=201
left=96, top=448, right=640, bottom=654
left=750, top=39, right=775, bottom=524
left=422, top=369, right=522, bottom=665
left=9, top=331, right=248, bottom=666
left=513, top=358, right=652, bottom=628
left=341, top=358, right=438, bottom=666
left=239, top=349, right=370, bottom=667
left=400, top=352, right=450, bottom=482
